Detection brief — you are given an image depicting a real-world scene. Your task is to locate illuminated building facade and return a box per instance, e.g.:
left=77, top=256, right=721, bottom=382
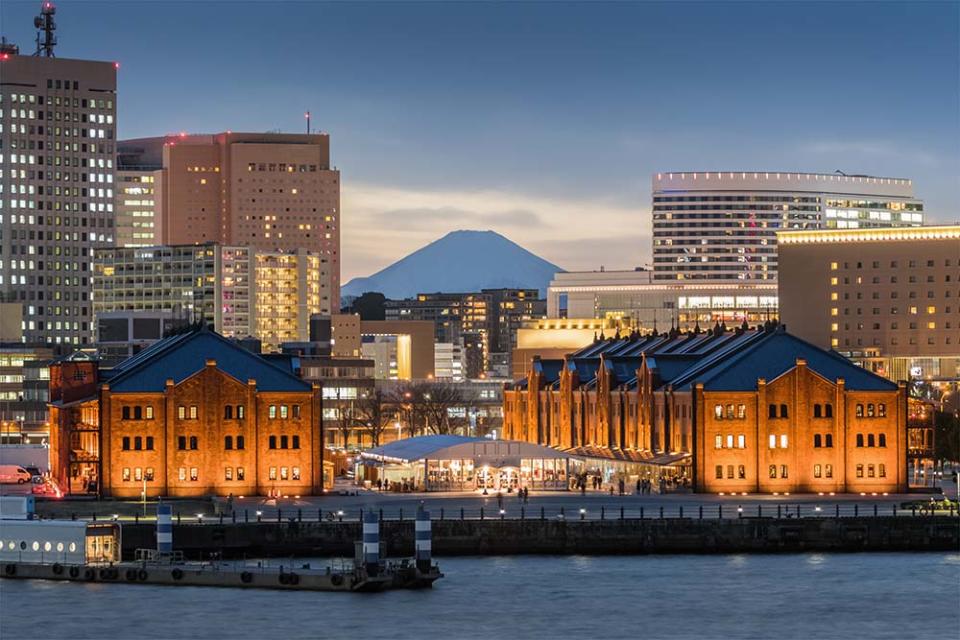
left=652, top=171, right=924, bottom=282
left=93, top=243, right=327, bottom=352
left=0, top=52, right=118, bottom=346
left=114, top=168, right=163, bottom=247
left=504, top=325, right=908, bottom=493
left=118, top=132, right=340, bottom=311
left=385, top=289, right=544, bottom=376
left=48, top=327, right=325, bottom=497
left=778, top=226, right=960, bottom=382
left=547, top=269, right=778, bottom=332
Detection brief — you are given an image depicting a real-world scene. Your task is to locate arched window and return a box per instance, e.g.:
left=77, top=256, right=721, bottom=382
left=133, top=406, right=142, bottom=420
left=280, top=435, right=289, bottom=449
left=878, top=434, right=886, bottom=447
left=224, top=405, right=233, bottom=420
left=856, top=404, right=864, bottom=417
left=878, top=404, right=886, bottom=417
left=825, top=434, right=833, bottom=448
left=178, top=436, right=186, bottom=450
left=236, top=435, right=245, bottom=450
left=189, top=436, right=198, bottom=450
left=134, top=436, right=142, bottom=450
left=122, top=436, right=130, bottom=450
left=237, top=405, right=245, bottom=419
left=814, top=404, right=822, bottom=418
left=779, top=404, right=788, bottom=418
left=856, top=434, right=864, bottom=447
left=726, top=404, right=735, bottom=419
left=715, top=405, right=723, bottom=419
left=867, top=434, right=875, bottom=447
left=146, top=436, right=154, bottom=450
left=867, top=404, right=875, bottom=417
left=122, top=406, right=130, bottom=420
left=768, top=404, right=777, bottom=419
left=292, top=435, right=300, bottom=449
left=269, top=435, right=277, bottom=449
left=224, top=435, right=233, bottom=450
left=145, top=406, right=154, bottom=419
left=814, top=434, right=822, bottom=448
left=825, top=404, right=833, bottom=418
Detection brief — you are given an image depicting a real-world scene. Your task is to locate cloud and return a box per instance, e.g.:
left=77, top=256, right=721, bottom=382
left=341, top=183, right=645, bottom=281
left=364, top=206, right=545, bottom=230
left=798, top=140, right=940, bottom=167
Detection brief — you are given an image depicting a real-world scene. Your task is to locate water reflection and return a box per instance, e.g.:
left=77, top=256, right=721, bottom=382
left=1, top=553, right=956, bottom=640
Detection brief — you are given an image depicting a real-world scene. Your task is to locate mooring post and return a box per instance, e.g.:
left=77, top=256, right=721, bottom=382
left=679, top=506, right=683, bottom=519
left=157, top=503, right=173, bottom=555
left=362, top=510, right=380, bottom=577
left=415, top=505, right=432, bottom=573
left=718, top=505, right=723, bottom=519
left=620, top=506, right=624, bottom=520
left=480, top=507, right=484, bottom=521
left=659, top=506, right=663, bottom=519
left=855, top=504, right=859, bottom=517
left=699, top=505, right=703, bottom=520
left=873, top=504, right=878, bottom=517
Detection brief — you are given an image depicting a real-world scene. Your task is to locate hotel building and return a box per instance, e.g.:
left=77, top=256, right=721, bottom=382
left=93, top=243, right=327, bottom=352
left=0, top=50, right=118, bottom=346
left=118, top=132, right=341, bottom=311
left=652, top=172, right=924, bottom=282
left=503, top=324, right=908, bottom=493
left=47, top=327, right=326, bottom=498
left=778, top=226, right=960, bottom=382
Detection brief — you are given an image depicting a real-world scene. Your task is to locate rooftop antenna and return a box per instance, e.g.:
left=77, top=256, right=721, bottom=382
left=33, top=2, right=57, bottom=57
left=305, top=111, right=311, bottom=134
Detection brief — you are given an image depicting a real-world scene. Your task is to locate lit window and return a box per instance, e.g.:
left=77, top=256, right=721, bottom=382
left=768, top=434, right=776, bottom=449
left=189, top=406, right=198, bottom=419
left=814, top=464, right=822, bottom=478
left=714, top=405, right=723, bottom=419
left=726, top=434, right=734, bottom=448
left=292, top=467, right=301, bottom=481
left=190, top=467, right=199, bottom=481
left=715, top=465, right=723, bottom=479
left=737, top=434, right=745, bottom=449
left=768, top=465, right=777, bottom=478
left=715, top=434, right=722, bottom=449
left=179, top=467, right=186, bottom=481
left=280, top=405, right=289, bottom=419
left=280, top=467, right=289, bottom=480
left=780, top=434, right=788, bottom=448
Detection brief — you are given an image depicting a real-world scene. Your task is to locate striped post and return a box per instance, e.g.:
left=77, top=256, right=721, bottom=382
left=362, top=510, right=380, bottom=576
left=157, top=503, right=173, bottom=555
left=415, top=506, right=432, bottom=573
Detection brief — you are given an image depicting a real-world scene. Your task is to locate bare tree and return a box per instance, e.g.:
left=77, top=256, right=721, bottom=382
left=332, top=393, right=357, bottom=449
left=354, top=387, right=395, bottom=448
left=418, top=382, right=469, bottom=435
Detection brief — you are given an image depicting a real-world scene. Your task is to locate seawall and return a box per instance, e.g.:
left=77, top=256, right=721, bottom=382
left=119, top=516, right=959, bottom=558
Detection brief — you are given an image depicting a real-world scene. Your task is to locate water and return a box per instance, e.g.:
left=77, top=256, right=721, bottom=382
left=2, top=553, right=957, bottom=639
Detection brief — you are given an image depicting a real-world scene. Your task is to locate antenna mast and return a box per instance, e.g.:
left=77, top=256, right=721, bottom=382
left=33, top=2, right=57, bottom=57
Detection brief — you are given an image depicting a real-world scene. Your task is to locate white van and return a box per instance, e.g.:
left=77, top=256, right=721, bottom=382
left=0, top=465, right=32, bottom=484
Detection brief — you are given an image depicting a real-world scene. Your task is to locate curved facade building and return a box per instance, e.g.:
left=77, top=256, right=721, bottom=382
left=652, top=171, right=924, bottom=282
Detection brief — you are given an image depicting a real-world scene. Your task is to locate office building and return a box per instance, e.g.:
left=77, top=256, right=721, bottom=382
left=434, top=342, right=465, bottom=381
left=652, top=171, right=924, bottom=282
left=385, top=289, right=544, bottom=375
left=93, top=243, right=327, bottom=352
left=118, top=132, right=340, bottom=311
left=778, top=226, right=960, bottom=381
left=114, top=168, right=163, bottom=247
left=326, top=315, right=435, bottom=381
left=47, top=326, right=327, bottom=497
left=504, top=324, right=908, bottom=493
left=548, top=269, right=778, bottom=328
left=0, top=50, right=118, bottom=346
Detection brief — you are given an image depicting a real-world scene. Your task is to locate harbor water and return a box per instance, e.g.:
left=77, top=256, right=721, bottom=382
left=2, top=553, right=958, bottom=639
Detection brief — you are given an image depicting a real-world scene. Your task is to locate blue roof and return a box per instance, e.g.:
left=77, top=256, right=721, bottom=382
left=678, top=330, right=899, bottom=392
left=106, top=328, right=312, bottom=393
left=363, top=435, right=482, bottom=462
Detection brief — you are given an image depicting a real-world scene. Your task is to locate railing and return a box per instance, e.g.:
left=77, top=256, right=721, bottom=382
left=64, top=502, right=958, bottom=525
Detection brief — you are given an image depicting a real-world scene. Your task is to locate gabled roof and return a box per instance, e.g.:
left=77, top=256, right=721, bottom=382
left=676, top=329, right=899, bottom=392
left=105, top=328, right=312, bottom=393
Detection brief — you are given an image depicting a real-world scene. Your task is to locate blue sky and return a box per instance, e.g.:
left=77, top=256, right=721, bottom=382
left=3, top=1, right=957, bottom=280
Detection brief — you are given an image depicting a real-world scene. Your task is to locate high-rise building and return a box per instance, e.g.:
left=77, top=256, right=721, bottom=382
left=777, top=226, right=960, bottom=382
left=0, top=50, right=118, bottom=346
left=652, top=171, right=924, bottom=282
left=118, top=132, right=341, bottom=311
left=93, top=243, right=327, bottom=351
left=384, top=289, right=544, bottom=375
left=114, top=168, right=163, bottom=247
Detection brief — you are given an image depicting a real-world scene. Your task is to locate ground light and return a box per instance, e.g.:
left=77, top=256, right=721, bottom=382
left=196, top=514, right=204, bottom=523
left=814, top=506, right=822, bottom=513
left=112, top=514, right=119, bottom=521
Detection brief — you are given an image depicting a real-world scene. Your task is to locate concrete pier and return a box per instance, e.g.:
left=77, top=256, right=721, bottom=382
left=115, top=515, right=958, bottom=558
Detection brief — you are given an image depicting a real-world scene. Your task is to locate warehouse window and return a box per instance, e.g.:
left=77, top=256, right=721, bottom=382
left=224, top=435, right=233, bottom=450
left=237, top=435, right=245, bottom=450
